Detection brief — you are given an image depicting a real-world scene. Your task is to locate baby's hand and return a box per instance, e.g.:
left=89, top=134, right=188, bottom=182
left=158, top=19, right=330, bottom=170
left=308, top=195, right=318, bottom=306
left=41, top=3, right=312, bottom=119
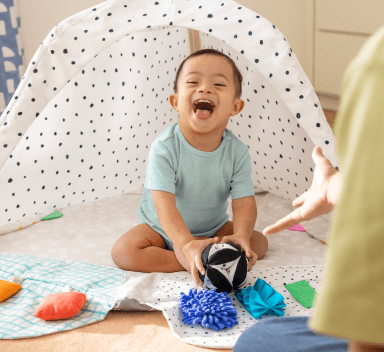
left=181, top=237, right=219, bottom=287
left=219, top=233, right=258, bottom=271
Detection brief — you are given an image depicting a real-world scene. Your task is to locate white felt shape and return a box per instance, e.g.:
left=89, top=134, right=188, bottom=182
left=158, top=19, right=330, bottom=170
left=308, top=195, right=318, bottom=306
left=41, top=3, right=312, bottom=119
left=225, top=256, right=245, bottom=285
left=203, top=275, right=216, bottom=290
left=11, top=276, right=25, bottom=284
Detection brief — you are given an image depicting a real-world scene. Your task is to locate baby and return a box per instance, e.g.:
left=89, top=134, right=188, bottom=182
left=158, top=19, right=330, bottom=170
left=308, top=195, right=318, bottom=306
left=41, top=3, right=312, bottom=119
left=111, top=48, right=268, bottom=287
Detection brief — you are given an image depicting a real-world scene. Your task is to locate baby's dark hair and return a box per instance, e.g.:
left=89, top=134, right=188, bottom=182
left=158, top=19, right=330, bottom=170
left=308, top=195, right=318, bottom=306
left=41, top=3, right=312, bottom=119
left=173, top=48, right=243, bottom=100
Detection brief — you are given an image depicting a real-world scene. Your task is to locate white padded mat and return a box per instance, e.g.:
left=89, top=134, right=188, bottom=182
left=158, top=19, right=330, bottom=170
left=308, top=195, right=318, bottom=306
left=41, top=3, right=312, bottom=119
left=0, top=192, right=331, bottom=267
left=138, top=265, right=325, bottom=348
left=0, top=192, right=332, bottom=348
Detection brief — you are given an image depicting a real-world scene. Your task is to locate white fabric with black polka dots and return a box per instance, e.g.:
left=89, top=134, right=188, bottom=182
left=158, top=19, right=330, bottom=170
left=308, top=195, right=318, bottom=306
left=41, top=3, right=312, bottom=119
left=1, top=0, right=338, bottom=229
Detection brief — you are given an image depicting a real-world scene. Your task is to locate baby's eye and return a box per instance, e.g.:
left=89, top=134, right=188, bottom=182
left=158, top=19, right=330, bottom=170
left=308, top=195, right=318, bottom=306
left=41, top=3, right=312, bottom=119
left=188, top=82, right=224, bottom=86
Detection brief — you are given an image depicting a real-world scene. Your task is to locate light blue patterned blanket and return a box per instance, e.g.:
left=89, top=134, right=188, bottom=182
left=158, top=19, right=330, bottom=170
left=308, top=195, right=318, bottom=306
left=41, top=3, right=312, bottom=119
left=0, top=253, right=126, bottom=339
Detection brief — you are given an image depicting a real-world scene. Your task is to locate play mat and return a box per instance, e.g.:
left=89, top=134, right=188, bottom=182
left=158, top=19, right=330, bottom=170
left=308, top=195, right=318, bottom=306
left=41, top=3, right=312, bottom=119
left=0, top=191, right=333, bottom=348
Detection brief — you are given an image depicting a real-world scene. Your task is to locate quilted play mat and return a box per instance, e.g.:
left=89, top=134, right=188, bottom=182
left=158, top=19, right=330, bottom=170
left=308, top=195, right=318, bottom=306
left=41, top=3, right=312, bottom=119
left=0, top=253, right=126, bottom=339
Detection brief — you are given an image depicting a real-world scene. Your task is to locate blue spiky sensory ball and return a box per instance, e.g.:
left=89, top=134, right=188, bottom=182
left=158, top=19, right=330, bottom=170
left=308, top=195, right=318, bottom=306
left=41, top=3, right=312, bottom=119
left=179, top=288, right=238, bottom=331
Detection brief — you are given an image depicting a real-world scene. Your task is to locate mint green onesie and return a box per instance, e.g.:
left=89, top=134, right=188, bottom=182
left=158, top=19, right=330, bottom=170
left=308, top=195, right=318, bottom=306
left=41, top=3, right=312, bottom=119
left=137, top=122, right=255, bottom=251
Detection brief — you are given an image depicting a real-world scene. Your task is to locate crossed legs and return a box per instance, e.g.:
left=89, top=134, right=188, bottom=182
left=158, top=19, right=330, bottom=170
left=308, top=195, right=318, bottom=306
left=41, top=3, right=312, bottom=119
left=111, top=220, right=268, bottom=274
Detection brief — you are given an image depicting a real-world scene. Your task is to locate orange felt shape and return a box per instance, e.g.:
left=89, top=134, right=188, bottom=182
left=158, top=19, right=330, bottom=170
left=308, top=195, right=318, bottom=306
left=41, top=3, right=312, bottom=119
left=34, top=292, right=87, bottom=321
left=0, top=279, right=22, bottom=302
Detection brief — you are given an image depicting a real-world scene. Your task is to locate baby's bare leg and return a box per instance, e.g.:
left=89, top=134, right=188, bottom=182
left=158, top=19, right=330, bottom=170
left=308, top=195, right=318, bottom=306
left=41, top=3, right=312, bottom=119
left=111, top=224, right=185, bottom=273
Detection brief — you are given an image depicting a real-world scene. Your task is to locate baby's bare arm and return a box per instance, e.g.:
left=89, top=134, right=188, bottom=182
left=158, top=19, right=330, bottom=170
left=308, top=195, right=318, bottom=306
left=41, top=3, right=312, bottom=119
left=151, top=190, right=194, bottom=248
left=151, top=190, right=219, bottom=286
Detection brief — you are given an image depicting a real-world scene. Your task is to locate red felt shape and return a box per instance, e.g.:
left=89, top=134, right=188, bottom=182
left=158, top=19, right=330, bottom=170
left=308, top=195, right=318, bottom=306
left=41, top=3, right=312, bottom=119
left=34, top=292, right=87, bottom=321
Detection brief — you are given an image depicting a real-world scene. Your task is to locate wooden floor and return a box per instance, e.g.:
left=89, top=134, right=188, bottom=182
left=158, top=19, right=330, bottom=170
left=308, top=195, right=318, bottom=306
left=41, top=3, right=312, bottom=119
left=323, top=109, right=337, bottom=130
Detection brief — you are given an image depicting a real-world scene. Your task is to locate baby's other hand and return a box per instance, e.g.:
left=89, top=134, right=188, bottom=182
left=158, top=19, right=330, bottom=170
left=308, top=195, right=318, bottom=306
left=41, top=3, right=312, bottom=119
left=219, top=233, right=258, bottom=271
left=182, top=237, right=219, bottom=287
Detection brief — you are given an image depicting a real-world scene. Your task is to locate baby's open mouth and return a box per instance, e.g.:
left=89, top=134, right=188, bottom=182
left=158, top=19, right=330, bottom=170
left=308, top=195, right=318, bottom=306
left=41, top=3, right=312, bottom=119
left=193, top=100, right=215, bottom=118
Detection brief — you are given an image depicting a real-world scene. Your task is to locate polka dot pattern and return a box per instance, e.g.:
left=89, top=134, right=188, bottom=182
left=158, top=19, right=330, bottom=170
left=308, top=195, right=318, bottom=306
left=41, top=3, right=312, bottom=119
left=146, top=265, right=324, bottom=348
left=0, top=0, right=339, bottom=229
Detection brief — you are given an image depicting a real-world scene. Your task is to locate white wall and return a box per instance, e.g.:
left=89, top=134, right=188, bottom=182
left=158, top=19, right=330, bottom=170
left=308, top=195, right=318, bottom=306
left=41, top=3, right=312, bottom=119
left=237, top=0, right=313, bottom=82
left=18, top=0, right=313, bottom=82
left=18, top=0, right=102, bottom=76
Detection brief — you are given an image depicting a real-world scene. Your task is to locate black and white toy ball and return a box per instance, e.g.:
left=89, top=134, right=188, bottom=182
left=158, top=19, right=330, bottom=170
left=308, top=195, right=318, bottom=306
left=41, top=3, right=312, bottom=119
left=198, top=243, right=249, bottom=294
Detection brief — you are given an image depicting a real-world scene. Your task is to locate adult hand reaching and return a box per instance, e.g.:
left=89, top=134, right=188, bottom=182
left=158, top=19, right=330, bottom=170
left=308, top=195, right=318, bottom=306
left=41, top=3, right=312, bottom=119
left=263, top=146, right=342, bottom=236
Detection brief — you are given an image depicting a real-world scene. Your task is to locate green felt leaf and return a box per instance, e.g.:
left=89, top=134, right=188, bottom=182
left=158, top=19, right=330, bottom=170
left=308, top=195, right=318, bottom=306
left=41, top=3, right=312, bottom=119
left=41, top=211, right=63, bottom=221
left=284, top=280, right=317, bottom=309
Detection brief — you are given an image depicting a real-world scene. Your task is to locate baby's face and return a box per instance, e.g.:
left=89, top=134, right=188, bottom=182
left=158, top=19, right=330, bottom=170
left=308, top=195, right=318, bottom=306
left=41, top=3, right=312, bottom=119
left=170, top=55, right=244, bottom=134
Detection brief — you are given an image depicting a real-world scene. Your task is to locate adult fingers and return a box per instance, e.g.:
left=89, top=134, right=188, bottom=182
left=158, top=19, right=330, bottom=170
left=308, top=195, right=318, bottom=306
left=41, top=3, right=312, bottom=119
left=313, top=146, right=337, bottom=175
left=292, top=191, right=308, bottom=207
left=313, top=146, right=323, bottom=160
left=263, top=207, right=303, bottom=236
left=313, top=146, right=330, bottom=167
left=291, top=147, right=331, bottom=209
left=312, top=146, right=328, bottom=166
